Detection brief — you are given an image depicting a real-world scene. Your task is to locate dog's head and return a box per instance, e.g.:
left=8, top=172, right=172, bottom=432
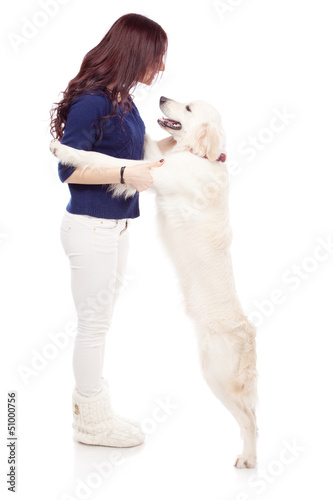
left=158, top=96, right=226, bottom=161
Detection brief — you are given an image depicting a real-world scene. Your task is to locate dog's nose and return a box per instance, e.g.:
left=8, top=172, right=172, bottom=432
left=160, top=96, right=168, bottom=104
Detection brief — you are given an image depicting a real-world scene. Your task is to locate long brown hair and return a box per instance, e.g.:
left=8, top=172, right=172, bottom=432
left=50, top=13, right=168, bottom=140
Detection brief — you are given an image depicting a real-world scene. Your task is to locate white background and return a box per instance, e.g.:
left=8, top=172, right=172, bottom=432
left=1, top=0, right=333, bottom=499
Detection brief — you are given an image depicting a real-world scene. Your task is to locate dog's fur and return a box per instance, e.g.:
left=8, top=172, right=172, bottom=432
left=50, top=97, right=258, bottom=468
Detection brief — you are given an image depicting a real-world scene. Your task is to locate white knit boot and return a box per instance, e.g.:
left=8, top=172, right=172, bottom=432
left=72, top=378, right=145, bottom=447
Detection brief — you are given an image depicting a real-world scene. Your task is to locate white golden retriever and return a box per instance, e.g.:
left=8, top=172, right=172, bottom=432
left=50, top=96, right=258, bottom=468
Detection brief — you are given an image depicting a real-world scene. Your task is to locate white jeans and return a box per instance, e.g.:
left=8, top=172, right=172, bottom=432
left=60, top=210, right=130, bottom=397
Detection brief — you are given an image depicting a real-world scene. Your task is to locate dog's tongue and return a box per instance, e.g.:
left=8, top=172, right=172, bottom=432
left=158, top=117, right=182, bottom=130
left=163, top=118, right=178, bottom=126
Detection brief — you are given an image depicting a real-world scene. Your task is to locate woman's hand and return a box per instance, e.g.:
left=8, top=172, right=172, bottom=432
left=124, top=160, right=164, bottom=192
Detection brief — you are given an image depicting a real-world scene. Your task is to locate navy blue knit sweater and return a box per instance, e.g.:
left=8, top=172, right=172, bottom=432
left=58, top=90, right=145, bottom=219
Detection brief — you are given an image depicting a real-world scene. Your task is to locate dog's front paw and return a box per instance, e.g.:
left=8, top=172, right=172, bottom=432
left=49, top=140, right=61, bottom=157
left=234, top=455, right=257, bottom=469
left=49, top=141, right=81, bottom=166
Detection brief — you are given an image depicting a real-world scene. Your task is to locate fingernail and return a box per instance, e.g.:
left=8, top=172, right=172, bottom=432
left=159, top=159, right=164, bottom=162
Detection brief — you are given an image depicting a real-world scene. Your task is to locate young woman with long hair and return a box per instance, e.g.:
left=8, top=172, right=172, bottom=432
left=50, top=13, right=173, bottom=448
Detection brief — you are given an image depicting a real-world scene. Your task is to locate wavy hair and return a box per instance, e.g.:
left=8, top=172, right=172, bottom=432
left=50, top=13, right=168, bottom=140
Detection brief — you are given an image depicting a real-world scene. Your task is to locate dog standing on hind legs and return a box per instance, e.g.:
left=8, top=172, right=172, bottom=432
left=50, top=96, right=258, bottom=468
left=154, top=181, right=258, bottom=469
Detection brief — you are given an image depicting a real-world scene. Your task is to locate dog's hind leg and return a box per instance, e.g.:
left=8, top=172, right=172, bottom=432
left=223, top=399, right=256, bottom=469
left=202, top=366, right=257, bottom=468
left=224, top=393, right=257, bottom=469
left=198, top=324, right=258, bottom=468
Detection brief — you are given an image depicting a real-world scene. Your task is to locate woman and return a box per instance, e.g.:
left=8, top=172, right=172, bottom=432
left=50, top=13, right=174, bottom=448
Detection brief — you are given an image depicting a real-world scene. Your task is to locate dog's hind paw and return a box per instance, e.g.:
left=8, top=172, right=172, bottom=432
left=234, top=455, right=257, bottom=469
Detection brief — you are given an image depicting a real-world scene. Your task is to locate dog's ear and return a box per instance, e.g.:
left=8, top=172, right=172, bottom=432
left=192, top=123, right=226, bottom=162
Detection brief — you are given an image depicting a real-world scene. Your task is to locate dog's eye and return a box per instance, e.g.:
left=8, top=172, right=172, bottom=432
left=186, top=105, right=192, bottom=112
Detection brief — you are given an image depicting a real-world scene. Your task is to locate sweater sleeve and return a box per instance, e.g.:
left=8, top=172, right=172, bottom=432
left=58, top=93, right=108, bottom=183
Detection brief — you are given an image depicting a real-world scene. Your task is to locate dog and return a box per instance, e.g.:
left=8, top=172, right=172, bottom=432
left=50, top=96, right=258, bottom=468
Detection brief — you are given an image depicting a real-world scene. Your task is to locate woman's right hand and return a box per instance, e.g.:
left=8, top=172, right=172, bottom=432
left=123, top=160, right=164, bottom=192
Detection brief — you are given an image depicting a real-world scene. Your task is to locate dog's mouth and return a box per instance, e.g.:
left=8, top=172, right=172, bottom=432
left=157, top=116, right=182, bottom=130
